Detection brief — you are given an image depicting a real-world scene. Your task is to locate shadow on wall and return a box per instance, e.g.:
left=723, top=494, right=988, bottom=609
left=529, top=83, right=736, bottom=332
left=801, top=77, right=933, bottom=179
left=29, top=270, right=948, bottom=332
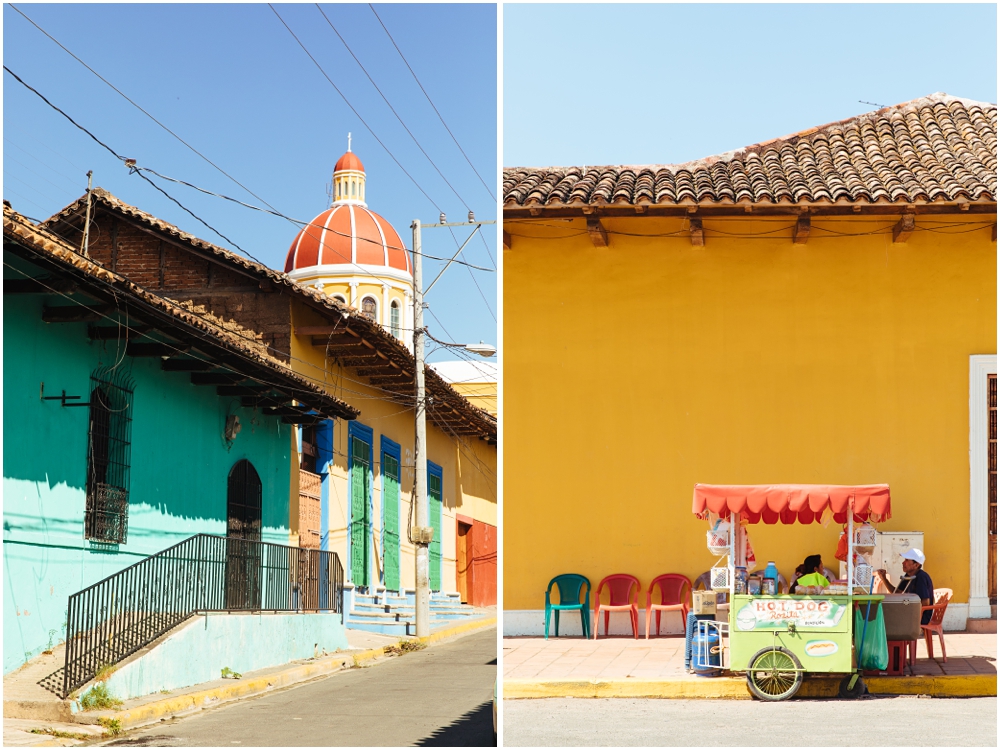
left=416, top=700, right=495, bottom=747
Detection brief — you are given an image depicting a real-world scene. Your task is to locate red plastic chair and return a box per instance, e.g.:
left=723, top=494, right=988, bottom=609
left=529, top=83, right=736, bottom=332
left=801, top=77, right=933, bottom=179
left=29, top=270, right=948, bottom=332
left=593, top=574, right=640, bottom=639
left=919, top=588, right=952, bottom=662
left=645, top=574, right=692, bottom=639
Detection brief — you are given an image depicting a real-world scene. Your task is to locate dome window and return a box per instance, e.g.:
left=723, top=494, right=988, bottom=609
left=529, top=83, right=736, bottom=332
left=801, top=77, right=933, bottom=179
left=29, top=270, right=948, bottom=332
left=361, top=296, right=378, bottom=322
left=390, top=301, right=401, bottom=339
left=332, top=294, right=347, bottom=304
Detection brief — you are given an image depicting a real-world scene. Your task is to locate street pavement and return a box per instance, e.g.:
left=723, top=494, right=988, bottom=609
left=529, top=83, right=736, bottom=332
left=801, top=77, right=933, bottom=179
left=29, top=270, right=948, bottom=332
left=503, top=696, right=998, bottom=746
left=102, top=627, right=497, bottom=747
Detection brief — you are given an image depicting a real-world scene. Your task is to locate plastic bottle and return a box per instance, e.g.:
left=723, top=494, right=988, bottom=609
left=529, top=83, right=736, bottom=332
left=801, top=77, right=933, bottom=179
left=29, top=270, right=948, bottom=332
left=762, top=561, right=778, bottom=595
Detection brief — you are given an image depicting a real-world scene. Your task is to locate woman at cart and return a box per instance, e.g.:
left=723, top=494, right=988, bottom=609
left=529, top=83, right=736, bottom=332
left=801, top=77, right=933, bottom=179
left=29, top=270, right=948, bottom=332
left=789, top=554, right=830, bottom=594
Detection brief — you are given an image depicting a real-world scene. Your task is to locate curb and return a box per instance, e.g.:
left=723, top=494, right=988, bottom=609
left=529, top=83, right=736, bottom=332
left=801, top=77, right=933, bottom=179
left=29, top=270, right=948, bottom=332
left=92, top=616, right=496, bottom=731
left=503, top=673, right=997, bottom=700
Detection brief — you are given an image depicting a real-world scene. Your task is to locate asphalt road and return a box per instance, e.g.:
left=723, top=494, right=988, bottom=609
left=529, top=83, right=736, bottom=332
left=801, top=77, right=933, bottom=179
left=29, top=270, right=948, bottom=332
left=106, top=627, right=497, bottom=747
left=503, top=696, right=998, bottom=746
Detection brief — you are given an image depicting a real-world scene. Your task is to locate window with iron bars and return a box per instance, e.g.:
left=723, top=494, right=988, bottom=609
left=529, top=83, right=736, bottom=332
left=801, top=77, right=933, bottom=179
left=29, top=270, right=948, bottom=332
left=85, top=368, right=134, bottom=544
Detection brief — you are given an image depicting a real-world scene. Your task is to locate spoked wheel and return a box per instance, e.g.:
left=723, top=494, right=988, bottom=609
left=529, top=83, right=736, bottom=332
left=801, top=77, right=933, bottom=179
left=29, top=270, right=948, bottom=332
left=838, top=673, right=867, bottom=699
left=746, top=646, right=803, bottom=701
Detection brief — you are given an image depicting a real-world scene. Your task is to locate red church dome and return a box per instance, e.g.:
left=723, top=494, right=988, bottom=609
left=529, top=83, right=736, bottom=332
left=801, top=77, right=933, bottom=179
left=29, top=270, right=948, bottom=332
left=284, top=204, right=411, bottom=275
left=335, top=151, right=364, bottom=172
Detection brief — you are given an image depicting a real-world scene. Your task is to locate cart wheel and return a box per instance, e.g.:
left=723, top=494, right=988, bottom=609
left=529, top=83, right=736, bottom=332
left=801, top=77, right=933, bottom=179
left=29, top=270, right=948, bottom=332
left=746, top=646, right=803, bottom=701
left=838, top=674, right=867, bottom=699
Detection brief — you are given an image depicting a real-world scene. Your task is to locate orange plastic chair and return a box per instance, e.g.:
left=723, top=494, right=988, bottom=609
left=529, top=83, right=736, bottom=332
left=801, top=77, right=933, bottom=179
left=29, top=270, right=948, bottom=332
left=593, top=574, right=640, bottom=639
left=919, top=588, right=952, bottom=662
left=645, top=574, right=692, bottom=639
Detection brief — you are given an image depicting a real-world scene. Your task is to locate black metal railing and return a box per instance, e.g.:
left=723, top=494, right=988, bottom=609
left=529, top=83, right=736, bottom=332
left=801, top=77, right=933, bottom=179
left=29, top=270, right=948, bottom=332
left=55, top=534, right=343, bottom=698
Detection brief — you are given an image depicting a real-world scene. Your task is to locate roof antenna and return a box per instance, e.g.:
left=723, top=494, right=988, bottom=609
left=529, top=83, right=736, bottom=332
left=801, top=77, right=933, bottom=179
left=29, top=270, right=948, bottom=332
left=859, top=100, right=887, bottom=110
left=81, top=170, right=93, bottom=258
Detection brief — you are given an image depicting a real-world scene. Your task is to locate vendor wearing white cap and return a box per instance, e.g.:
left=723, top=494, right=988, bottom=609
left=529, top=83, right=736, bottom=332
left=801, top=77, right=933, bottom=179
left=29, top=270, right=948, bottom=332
left=875, top=548, right=934, bottom=625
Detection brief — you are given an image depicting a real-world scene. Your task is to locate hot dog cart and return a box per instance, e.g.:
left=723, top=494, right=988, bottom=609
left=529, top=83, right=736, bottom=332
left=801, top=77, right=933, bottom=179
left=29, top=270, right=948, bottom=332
left=692, top=483, right=892, bottom=700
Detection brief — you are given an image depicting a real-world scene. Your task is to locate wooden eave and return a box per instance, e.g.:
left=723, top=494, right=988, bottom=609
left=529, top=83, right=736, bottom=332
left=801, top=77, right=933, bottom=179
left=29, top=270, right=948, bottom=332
left=3, top=224, right=358, bottom=421
left=503, top=198, right=998, bottom=220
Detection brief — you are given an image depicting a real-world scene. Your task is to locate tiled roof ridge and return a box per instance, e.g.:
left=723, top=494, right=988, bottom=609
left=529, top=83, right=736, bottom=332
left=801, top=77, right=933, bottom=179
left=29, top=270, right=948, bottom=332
left=505, top=93, right=996, bottom=174
left=38, top=190, right=496, bottom=439
left=3, top=204, right=358, bottom=418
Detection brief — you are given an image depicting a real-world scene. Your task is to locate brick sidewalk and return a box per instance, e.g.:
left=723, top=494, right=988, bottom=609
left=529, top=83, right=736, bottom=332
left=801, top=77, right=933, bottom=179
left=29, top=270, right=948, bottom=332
left=503, top=631, right=997, bottom=681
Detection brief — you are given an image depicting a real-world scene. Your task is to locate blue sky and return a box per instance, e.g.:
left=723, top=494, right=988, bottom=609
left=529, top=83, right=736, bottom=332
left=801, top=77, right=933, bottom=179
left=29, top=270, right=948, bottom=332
left=4, top=3, right=497, bottom=362
left=504, top=3, right=997, bottom=167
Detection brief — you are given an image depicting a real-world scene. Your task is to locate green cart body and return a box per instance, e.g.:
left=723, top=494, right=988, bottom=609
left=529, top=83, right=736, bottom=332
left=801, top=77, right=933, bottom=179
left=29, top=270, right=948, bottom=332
left=728, top=595, right=854, bottom=673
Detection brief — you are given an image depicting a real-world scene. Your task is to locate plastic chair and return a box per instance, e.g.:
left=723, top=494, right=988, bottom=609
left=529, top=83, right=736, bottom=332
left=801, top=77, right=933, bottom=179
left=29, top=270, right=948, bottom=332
left=593, top=574, right=640, bottom=639
left=544, top=574, right=591, bottom=639
left=646, top=574, right=692, bottom=639
left=693, top=571, right=711, bottom=590
left=919, top=588, right=952, bottom=662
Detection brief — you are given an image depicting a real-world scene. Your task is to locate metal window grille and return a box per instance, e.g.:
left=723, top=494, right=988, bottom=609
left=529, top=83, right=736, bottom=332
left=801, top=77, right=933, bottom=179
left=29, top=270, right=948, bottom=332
left=361, top=296, right=377, bottom=322
left=85, top=368, right=133, bottom=544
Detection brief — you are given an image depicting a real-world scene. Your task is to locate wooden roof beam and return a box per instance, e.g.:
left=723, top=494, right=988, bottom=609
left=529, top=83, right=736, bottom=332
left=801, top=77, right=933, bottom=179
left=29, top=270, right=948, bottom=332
left=586, top=216, right=608, bottom=247
left=127, top=342, right=189, bottom=357
left=793, top=214, right=810, bottom=244
left=689, top=218, right=704, bottom=246
left=42, top=303, right=112, bottom=323
left=893, top=213, right=915, bottom=243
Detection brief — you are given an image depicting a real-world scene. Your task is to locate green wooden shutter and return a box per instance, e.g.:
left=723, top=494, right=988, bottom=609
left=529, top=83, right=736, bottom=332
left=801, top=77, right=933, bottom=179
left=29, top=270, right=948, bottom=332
left=382, top=452, right=400, bottom=592
left=429, top=470, right=442, bottom=591
left=350, top=436, right=370, bottom=586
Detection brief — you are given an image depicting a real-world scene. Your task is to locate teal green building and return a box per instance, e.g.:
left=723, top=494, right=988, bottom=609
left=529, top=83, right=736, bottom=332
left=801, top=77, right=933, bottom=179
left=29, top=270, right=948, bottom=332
left=3, top=206, right=356, bottom=675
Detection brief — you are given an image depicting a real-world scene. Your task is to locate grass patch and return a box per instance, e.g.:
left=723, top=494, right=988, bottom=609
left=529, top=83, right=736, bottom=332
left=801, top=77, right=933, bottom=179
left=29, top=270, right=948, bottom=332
left=28, top=727, right=92, bottom=741
left=384, top=639, right=427, bottom=657
left=220, top=666, right=242, bottom=679
left=97, top=717, right=123, bottom=736
left=79, top=682, right=123, bottom=711
left=93, top=663, right=117, bottom=683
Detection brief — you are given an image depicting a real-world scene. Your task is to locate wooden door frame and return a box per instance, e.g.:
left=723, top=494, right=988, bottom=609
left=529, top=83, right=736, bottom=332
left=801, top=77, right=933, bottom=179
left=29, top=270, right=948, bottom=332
left=456, top=514, right=474, bottom=604
left=969, top=354, right=996, bottom=618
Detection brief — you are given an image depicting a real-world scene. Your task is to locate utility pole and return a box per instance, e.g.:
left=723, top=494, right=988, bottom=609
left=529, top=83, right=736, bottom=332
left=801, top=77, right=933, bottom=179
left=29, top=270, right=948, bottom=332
left=411, top=218, right=431, bottom=637
left=410, top=215, right=496, bottom=638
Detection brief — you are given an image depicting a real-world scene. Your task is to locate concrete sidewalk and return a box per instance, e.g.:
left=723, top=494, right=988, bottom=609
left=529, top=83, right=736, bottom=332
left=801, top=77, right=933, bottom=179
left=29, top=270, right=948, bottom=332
left=4, top=614, right=496, bottom=746
left=503, top=631, right=996, bottom=699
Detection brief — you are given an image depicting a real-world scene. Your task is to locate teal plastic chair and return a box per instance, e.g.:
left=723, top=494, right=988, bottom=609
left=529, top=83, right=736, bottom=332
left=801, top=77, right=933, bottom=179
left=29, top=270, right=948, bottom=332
left=545, top=574, right=591, bottom=639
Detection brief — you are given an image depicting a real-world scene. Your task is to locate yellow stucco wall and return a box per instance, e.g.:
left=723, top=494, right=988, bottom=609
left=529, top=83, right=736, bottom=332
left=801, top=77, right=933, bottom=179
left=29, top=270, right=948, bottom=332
left=289, top=299, right=496, bottom=594
left=503, top=214, right=996, bottom=610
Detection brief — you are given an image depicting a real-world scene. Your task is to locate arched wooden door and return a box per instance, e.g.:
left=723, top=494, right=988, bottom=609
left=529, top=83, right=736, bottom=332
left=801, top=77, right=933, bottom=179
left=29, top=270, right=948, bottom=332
left=226, top=459, right=262, bottom=609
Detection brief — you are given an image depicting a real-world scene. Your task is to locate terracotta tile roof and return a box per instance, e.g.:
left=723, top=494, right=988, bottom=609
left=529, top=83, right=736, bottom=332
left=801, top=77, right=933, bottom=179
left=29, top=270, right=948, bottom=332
left=39, top=190, right=497, bottom=443
left=504, top=94, right=996, bottom=211
left=4, top=203, right=359, bottom=421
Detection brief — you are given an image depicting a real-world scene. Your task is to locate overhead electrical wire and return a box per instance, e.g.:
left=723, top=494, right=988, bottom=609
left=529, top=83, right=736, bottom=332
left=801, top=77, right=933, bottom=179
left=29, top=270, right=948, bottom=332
left=368, top=3, right=495, bottom=203
left=5, top=7, right=491, bottom=296
left=315, top=3, right=471, bottom=213
left=7, top=4, right=286, bottom=219
left=269, top=3, right=445, bottom=216
left=4, top=64, right=493, bottom=284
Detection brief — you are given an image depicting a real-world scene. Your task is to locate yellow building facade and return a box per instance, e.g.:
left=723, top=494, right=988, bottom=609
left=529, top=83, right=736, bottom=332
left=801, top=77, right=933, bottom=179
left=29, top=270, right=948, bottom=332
left=502, top=94, right=996, bottom=633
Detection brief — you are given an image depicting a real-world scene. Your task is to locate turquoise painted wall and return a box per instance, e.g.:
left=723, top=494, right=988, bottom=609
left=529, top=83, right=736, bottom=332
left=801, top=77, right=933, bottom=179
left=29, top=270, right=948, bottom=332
left=3, top=255, right=292, bottom=673
left=93, top=612, right=347, bottom=701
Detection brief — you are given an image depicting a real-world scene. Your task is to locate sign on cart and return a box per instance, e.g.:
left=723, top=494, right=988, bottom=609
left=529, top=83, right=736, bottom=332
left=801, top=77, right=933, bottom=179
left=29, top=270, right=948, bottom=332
left=735, top=599, right=847, bottom=630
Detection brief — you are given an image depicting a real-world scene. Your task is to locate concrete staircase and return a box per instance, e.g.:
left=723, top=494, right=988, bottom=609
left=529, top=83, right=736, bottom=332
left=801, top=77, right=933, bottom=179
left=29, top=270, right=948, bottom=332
left=344, top=587, right=481, bottom=636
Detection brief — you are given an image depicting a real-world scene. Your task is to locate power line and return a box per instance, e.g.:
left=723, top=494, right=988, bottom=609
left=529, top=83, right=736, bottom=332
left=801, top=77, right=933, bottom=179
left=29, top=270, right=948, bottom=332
left=368, top=3, right=495, bottom=202
left=315, top=3, right=471, bottom=212
left=7, top=3, right=286, bottom=218
left=269, top=4, right=445, bottom=216
left=2, top=64, right=248, bottom=254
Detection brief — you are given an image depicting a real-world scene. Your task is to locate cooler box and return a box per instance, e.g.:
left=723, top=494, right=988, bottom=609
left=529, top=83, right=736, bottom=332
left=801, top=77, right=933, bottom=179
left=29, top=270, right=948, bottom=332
left=880, top=593, right=922, bottom=641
